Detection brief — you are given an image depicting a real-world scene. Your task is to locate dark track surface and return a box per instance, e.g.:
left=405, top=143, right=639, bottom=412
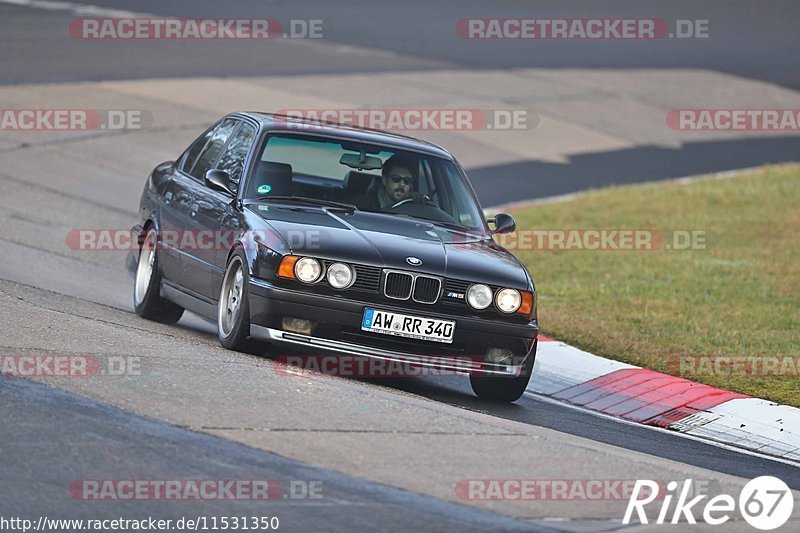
left=0, top=375, right=539, bottom=532
left=472, top=136, right=800, bottom=207
left=3, top=0, right=799, bottom=89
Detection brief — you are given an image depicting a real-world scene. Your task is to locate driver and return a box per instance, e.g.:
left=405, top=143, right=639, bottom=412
left=360, top=155, right=418, bottom=211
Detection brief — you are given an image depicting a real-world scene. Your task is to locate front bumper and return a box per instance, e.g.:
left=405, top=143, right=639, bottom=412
left=248, top=277, right=538, bottom=376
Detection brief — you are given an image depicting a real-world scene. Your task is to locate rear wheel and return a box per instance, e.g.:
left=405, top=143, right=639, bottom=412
left=133, top=228, right=184, bottom=324
left=470, top=343, right=536, bottom=403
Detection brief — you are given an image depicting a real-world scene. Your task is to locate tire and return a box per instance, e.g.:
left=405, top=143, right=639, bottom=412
left=217, top=250, right=258, bottom=352
left=470, top=342, right=536, bottom=403
left=133, top=227, right=184, bottom=324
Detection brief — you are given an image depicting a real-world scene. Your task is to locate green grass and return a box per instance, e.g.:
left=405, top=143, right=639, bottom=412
left=504, top=165, right=800, bottom=406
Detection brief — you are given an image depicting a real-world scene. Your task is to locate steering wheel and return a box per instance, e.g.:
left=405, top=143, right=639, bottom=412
left=390, top=198, right=415, bottom=209
left=390, top=194, right=436, bottom=209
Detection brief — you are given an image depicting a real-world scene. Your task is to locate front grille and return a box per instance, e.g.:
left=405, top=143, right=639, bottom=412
left=442, top=279, right=471, bottom=305
left=384, top=271, right=413, bottom=299
left=412, top=276, right=441, bottom=304
left=352, top=265, right=381, bottom=292
left=383, top=271, right=441, bottom=304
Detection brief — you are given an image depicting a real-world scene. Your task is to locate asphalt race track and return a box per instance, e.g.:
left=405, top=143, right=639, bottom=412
left=5, top=0, right=800, bottom=88
left=1, top=1, right=799, bottom=531
left=2, top=0, right=799, bottom=205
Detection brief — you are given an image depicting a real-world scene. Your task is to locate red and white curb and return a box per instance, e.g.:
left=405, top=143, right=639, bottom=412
left=529, top=336, right=800, bottom=463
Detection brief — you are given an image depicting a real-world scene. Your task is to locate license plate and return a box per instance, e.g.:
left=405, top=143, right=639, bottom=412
left=361, top=308, right=455, bottom=344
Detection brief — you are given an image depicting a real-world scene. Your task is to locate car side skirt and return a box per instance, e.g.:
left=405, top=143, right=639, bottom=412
left=161, top=282, right=216, bottom=319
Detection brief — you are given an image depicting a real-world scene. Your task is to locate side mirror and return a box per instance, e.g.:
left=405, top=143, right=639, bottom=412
left=489, top=213, right=516, bottom=235
left=205, top=169, right=233, bottom=196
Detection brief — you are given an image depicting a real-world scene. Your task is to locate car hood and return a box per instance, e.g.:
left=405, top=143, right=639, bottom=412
left=248, top=204, right=530, bottom=289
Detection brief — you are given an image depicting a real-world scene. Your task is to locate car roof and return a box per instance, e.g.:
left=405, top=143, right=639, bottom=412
left=232, top=112, right=455, bottom=160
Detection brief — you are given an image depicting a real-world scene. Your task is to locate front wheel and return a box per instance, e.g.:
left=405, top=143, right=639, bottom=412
left=218, top=251, right=257, bottom=352
left=133, top=228, right=184, bottom=324
left=470, top=343, right=536, bottom=403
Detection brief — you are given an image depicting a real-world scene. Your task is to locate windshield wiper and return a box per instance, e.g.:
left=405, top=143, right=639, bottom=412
left=426, top=219, right=473, bottom=232
left=390, top=213, right=473, bottom=232
left=254, top=196, right=358, bottom=211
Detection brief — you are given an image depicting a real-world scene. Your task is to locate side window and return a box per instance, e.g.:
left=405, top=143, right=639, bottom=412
left=431, top=160, right=474, bottom=226
left=416, top=161, right=432, bottom=199
left=188, top=118, right=238, bottom=181
left=181, top=125, right=217, bottom=175
left=216, top=122, right=257, bottom=192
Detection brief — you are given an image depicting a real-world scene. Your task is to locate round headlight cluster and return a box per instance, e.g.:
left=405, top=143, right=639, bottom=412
left=466, top=284, right=493, bottom=310
left=495, top=288, right=522, bottom=314
left=294, top=257, right=322, bottom=283
left=327, top=262, right=355, bottom=289
left=467, top=284, right=526, bottom=314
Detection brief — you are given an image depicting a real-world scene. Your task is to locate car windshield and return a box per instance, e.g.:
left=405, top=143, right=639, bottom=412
left=245, top=133, right=487, bottom=232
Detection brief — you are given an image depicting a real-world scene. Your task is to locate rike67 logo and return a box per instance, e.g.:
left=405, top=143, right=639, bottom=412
left=624, top=476, right=794, bottom=529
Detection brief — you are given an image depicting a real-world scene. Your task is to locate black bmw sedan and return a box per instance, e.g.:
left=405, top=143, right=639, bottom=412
left=132, top=112, right=539, bottom=402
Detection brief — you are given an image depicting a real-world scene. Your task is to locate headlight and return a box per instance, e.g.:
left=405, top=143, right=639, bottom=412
left=294, top=257, right=322, bottom=283
left=466, top=284, right=493, bottom=310
left=495, top=288, right=522, bottom=314
left=326, top=262, right=355, bottom=289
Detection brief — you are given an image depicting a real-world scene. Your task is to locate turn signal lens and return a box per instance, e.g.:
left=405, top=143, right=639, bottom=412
left=518, top=291, right=534, bottom=317
left=278, top=255, right=299, bottom=279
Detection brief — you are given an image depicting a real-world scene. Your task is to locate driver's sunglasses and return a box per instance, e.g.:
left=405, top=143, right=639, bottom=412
left=389, top=175, right=413, bottom=185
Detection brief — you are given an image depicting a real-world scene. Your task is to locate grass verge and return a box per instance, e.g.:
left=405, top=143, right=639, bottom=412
left=504, top=165, right=800, bottom=407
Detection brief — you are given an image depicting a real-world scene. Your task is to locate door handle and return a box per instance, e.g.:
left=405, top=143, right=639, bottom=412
left=190, top=203, right=199, bottom=217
